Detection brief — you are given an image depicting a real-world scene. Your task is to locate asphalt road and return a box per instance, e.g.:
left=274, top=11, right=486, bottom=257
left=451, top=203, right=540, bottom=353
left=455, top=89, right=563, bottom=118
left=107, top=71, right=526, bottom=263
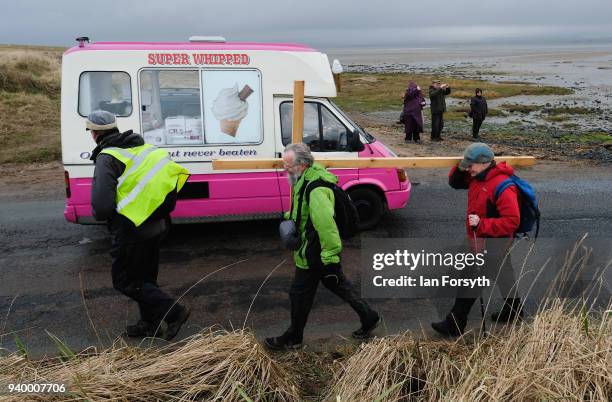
left=1, top=163, right=611, bottom=358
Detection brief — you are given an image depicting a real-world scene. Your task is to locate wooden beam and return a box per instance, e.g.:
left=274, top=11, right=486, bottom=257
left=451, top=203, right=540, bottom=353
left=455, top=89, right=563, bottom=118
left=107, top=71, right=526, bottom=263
left=292, top=80, right=304, bottom=143
left=212, top=156, right=536, bottom=170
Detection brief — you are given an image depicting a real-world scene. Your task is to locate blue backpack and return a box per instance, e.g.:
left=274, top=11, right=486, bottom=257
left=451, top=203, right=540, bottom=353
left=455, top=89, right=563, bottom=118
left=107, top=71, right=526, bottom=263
left=494, top=175, right=540, bottom=238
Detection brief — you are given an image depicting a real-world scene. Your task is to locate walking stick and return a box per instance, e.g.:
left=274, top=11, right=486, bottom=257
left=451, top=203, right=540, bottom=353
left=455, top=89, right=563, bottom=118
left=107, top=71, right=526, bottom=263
left=472, top=224, right=487, bottom=338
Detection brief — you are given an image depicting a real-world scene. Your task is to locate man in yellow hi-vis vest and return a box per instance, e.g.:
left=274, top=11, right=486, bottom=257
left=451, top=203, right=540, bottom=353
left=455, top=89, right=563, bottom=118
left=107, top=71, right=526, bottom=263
left=87, top=110, right=190, bottom=341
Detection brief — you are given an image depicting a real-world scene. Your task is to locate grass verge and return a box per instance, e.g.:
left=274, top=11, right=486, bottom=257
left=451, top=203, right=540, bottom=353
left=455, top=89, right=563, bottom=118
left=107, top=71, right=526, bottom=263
left=335, top=73, right=573, bottom=113
left=0, top=45, right=63, bottom=164
left=2, top=304, right=609, bottom=401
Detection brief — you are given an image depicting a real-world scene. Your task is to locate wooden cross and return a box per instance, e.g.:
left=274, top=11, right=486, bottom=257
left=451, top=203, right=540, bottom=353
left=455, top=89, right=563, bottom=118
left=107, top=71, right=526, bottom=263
left=212, top=81, right=536, bottom=170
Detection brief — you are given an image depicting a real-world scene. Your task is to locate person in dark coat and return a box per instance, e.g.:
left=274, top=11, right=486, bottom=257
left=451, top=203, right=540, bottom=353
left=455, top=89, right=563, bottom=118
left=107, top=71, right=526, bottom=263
left=403, top=81, right=426, bottom=143
left=469, top=88, right=488, bottom=139
left=429, top=80, right=451, bottom=141
left=88, top=110, right=190, bottom=341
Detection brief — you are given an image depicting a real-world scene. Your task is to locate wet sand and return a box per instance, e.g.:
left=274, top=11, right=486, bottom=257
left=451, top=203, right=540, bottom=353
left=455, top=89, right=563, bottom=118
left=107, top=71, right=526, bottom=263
left=326, top=45, right=612, bottom=131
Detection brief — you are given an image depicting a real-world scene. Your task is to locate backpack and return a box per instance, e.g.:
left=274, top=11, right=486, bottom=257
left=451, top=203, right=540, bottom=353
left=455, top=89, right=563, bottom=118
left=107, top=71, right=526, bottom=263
left=494, top=175, right=540, bottom=238
left=302, top=179, right=360, bottom=239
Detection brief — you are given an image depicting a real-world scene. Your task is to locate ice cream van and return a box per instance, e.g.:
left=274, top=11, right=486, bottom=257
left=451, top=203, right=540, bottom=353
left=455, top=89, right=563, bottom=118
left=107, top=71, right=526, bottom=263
left=62, top=37, right=411, bottom=229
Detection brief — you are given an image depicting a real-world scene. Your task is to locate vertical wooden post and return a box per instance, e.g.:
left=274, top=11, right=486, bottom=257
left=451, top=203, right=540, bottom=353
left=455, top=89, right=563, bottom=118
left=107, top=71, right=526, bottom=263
left=333, top=73, right=341, bottom=92
left=292, top=80, right=304, bottom=144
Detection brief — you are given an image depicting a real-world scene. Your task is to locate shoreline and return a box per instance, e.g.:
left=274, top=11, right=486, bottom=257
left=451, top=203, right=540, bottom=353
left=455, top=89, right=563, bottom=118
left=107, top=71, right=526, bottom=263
left=328, top=46, right=611, bottom=163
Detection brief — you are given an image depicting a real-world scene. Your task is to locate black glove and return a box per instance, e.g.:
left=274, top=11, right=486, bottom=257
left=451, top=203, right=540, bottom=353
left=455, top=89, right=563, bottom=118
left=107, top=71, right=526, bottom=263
left=322, top=263, right=342, bottom=287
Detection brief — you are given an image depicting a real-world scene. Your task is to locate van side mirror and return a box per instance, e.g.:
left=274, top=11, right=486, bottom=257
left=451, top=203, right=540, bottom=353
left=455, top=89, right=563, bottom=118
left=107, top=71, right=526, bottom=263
left=348, top=130, right=365, bottom=152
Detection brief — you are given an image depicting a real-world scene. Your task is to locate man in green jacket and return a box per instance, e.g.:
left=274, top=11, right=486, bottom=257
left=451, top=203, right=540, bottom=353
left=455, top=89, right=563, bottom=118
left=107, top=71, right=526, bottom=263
left=265, top=143, right=380, bottom=350
left=429, top=80, right=451, bottom=141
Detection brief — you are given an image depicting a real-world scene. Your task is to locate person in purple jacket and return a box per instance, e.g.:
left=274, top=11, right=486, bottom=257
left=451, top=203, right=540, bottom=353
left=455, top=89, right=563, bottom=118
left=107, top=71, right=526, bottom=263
left=403, top=81, right=426, bottom=143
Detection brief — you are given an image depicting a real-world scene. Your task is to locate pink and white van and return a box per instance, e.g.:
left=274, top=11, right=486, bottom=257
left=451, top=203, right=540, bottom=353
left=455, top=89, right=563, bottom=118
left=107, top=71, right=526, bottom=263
left=61, top=37, right=410, bottom=229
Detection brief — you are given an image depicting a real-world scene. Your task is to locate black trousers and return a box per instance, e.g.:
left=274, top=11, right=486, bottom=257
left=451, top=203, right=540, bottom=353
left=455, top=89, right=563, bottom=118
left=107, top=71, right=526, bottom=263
left=450, top=240, right=518, bottom=318
left=472, top=119, right=483, bottom=138
left=431, top=113, right=444, bottom=139
left=286, top=265, right=376, bottom=342
left=110, top=233, right=179, bottom=324
left=405, top=129, right=421, bottom=142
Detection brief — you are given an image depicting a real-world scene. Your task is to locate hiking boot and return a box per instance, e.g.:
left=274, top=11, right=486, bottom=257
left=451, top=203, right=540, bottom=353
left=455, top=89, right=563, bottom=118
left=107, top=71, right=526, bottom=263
left=352, top=312, right=381, bottom=339
left=492, top=298, right=524, bottom=323
left=162, top=305, right=190, bottom=341
left=125, top=320, right=156, bottom=338
left=431, top=313, right=466, bottom=337
left=264, top=333, right=303, bottom=351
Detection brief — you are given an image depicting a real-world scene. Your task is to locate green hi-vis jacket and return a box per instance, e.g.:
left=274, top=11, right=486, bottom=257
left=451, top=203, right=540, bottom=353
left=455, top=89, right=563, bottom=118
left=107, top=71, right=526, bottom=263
left=285, top=163, right=342, bottom=269
left=100, top=144, right=189, bottom=227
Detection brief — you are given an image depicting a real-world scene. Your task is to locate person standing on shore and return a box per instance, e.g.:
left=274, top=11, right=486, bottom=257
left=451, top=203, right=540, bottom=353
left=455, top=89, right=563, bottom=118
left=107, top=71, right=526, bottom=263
left=469, top=88, right=488, bottom=139
left=402, top=81, right=426, bottom=143
left=429, top=80, right=451, bottom=141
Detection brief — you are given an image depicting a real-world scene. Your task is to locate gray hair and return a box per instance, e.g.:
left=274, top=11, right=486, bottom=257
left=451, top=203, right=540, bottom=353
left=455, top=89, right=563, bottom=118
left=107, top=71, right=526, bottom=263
left=284, top=143, right=314, bottom=167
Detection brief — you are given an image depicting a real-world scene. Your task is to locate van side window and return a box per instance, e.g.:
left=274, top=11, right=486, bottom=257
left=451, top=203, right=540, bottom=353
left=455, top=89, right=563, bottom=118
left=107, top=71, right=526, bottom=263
left=78, top=72, right=132, bottom=117
left=139, top=70, right=203, bottom=146
left=280, top=101, right=349, bottom=152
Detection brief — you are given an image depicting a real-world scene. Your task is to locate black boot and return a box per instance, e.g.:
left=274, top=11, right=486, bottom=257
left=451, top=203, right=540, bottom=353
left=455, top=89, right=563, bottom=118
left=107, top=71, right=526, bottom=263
left=162, top=305, right=191, bottom=341
left=125, top=320, right=156, bottom=338
left=431, top=313, right=467, bottom=337
left=352, top=311, right=381, bottom=339
left=264, top=332, right=303, bottom=351
left=491, top=298, right=523, bottom=323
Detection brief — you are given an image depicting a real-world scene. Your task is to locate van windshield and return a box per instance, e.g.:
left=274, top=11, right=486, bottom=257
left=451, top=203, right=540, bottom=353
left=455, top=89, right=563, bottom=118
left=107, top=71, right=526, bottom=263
left=329, top=100, right=375, bottom=144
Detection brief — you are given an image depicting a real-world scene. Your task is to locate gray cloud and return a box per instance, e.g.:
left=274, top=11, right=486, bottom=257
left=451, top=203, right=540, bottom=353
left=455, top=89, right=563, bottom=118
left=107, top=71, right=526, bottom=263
left=1, top=0, right=611, bottom=47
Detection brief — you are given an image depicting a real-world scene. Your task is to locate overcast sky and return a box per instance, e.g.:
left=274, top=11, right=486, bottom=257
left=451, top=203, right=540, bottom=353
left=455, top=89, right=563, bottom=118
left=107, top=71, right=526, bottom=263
left=2, top=0, right=612, bottom=48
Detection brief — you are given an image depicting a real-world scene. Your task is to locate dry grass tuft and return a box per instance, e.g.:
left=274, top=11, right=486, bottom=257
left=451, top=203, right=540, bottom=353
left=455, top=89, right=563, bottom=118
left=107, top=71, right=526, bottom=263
left=328, top=301, right=611, bottom=401
left=0, top=47, right=61, bottom=96
left=0, top=328, right=300, bottom=401
left=1, top=307, right=609, bottom=401
left=0, top=46, right=63, bottom=164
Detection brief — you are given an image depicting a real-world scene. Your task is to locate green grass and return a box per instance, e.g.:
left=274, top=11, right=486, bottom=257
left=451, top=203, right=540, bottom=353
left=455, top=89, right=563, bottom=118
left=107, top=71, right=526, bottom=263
left=544, top=114, right=571, bottom=122
left=335, top=72, right=573, bottom=112
left=559, top=132, right=612, bottom=144
left=444, top=106, right=506, bottom=121
left=562, top=122, right=580, bottom=130
left=542, top=106, right=596, bottom=115
left=540, top=106, right=601, bottom=123
left=500, top=104, right=542, bottom=113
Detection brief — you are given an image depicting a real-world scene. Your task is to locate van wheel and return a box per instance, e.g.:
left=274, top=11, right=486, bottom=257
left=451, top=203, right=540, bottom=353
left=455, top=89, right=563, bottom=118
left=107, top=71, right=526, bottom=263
left=349, top=188, right=384, bottom=231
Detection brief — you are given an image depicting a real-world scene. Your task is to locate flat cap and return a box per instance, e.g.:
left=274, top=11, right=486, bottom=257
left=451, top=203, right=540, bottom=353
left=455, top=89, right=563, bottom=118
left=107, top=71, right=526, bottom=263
left=86, top=110, right=117, bottom=131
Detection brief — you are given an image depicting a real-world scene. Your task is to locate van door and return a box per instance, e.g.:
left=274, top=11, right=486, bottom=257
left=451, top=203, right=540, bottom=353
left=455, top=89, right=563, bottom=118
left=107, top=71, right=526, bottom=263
left=274, top=97, right=359, bottom=211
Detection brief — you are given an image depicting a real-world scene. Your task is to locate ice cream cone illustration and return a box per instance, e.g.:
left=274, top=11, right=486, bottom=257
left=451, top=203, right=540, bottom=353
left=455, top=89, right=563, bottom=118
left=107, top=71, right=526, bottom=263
left=212, top=84, right=253, bottom=137
left=219, top=119, right=241, bottom=136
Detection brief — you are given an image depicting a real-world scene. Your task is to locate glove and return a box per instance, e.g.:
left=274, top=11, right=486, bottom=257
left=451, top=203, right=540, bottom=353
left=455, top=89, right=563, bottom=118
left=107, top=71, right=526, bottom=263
left=322, top=263, right=342, bottom=287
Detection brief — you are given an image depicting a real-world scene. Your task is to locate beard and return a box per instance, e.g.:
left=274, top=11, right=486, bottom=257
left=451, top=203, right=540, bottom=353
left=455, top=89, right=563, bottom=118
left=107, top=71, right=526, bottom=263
left=287, top=172, right=301, bottom=186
